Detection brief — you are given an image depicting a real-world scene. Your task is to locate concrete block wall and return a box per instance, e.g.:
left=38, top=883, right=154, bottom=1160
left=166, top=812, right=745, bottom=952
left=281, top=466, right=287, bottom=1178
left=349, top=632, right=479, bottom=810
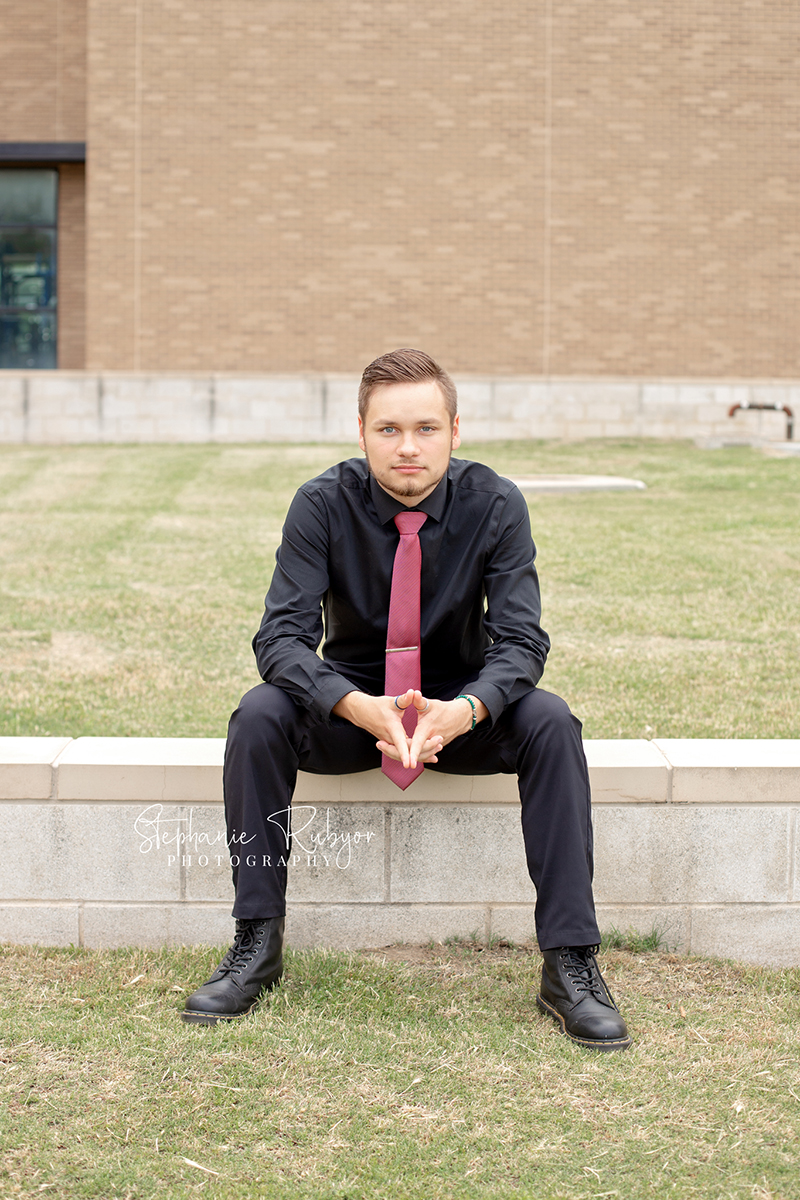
left=1, top=736, right=799, bottom=967
left=0, top=372, right=796, bottom=445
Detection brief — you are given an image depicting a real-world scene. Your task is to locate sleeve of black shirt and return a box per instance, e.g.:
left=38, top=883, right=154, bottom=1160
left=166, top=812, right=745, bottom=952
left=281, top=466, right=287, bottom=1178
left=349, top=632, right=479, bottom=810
left=464, top=486, right=551, bottom=725
left=252, top=488, right=357, bottom=721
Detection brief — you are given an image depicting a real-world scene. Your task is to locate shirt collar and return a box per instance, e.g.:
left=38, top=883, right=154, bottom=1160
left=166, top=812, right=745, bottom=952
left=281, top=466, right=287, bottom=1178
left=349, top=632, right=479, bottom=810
left=369, top=470, right=449, bottom=525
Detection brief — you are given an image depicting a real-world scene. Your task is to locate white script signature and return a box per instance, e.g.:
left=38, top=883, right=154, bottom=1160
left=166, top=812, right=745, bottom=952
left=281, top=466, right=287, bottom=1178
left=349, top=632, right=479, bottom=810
left=267, top=806, right=376, bottom=869
left=133, top=804, right=375, bottom=870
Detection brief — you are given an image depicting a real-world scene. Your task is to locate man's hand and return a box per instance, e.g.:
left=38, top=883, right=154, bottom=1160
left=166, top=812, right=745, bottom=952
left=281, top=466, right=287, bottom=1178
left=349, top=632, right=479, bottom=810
left=333, top=690, right=488, bottom=770
left=332, top=690, right=444, bottom=769
left=406, top=693, right=488, bottom=769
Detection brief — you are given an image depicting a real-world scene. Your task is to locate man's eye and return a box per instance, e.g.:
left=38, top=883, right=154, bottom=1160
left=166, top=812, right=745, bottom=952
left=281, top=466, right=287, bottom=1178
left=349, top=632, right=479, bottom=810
left=382, top=426, right=396, bottom=434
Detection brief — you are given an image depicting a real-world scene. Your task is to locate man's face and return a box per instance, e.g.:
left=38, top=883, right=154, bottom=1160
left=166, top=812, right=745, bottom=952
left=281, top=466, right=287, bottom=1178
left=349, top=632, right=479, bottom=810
left=358, top=379, right=461, bottom=506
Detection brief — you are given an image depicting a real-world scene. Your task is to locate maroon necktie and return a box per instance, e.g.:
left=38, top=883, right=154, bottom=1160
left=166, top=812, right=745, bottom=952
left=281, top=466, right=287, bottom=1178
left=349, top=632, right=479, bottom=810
left=382, top=510, right=428, bottom=790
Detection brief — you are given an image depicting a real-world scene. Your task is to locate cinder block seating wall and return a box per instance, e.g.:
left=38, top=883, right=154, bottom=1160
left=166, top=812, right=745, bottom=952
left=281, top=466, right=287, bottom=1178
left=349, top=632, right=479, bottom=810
left=0, top=373, right=797, bottom=445
left=1, top=737, right=799, bottom=968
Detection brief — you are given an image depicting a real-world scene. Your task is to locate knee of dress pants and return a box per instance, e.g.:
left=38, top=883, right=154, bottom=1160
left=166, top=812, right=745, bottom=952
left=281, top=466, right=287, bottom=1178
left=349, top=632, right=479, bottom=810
left=510, top=688, right=583, bottom=747
left=227, top=682, right=306, bottom=748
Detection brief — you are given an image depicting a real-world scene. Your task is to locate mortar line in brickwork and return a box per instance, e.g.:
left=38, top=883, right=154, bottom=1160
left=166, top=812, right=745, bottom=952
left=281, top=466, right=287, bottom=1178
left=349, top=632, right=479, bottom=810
left=541, top=0, right=553, bottom=377
left=383, top=807, right=392, bottom=904
left=788, top=810, right=797, bottom=903
left=132, top=0, right=144, bottom=370
left=55, top=0, right=63, bottom=142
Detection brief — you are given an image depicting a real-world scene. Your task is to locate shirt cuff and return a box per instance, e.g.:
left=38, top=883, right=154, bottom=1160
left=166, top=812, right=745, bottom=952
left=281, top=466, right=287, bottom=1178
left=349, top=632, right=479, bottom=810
left=313, top=675, right=363, bottom=724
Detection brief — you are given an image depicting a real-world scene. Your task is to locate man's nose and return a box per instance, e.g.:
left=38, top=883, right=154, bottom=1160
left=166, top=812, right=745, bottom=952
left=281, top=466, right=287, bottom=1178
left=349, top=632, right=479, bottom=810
left=397, top=431, right=421, bottom=456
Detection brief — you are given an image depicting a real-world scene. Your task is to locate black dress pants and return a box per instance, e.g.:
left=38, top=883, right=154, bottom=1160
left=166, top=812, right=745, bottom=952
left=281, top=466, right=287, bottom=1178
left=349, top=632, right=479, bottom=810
left=223, top=683, right=601, bottom=951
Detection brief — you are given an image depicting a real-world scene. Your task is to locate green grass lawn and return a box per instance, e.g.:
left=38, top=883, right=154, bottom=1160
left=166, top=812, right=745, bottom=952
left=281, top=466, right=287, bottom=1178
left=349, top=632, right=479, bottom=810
left=1, top=440, right=798, bottom=739
left=2, top=444, right=799, bottom=1199
left=1, top=942, right=798, bottom=1200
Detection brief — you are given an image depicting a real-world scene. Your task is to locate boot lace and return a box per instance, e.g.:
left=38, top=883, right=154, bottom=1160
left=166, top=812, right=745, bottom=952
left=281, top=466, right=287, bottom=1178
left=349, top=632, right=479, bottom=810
left=216, top=920, right=266, bottom=977
left=559, top=945, right=615, bottom=1005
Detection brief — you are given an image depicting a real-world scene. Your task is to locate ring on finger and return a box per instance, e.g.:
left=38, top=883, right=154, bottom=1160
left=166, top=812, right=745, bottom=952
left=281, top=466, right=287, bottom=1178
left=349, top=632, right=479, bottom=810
left=394, top=695, right=430, bottom=713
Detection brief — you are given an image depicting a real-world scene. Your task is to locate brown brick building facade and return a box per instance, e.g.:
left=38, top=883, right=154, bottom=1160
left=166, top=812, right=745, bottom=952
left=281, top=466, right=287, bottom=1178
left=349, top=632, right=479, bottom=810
left=1, top=0, right=798, bottom=376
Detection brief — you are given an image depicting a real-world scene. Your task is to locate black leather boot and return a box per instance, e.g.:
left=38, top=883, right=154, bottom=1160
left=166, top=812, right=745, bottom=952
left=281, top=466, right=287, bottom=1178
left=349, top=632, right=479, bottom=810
left=182, top=917, right=285, bottom=1025
left=537, top=945, right=632, bottom=1051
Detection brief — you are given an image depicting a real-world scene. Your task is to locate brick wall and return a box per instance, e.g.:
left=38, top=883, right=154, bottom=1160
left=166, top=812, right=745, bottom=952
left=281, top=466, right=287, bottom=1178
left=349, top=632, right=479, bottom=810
left=83, top=0, right=800, bottom=376
left=0, top=0, right=86, bottom=141
left=3, top=2, right=800, bottom=378
left=84, top=0, right=547, bottom=372
left=547, top=1, right=800, bottom=378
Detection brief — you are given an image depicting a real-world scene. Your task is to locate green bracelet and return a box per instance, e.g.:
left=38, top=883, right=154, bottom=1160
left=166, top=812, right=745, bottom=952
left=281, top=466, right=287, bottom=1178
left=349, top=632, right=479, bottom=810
left=455, top=694, right=477, bottom=731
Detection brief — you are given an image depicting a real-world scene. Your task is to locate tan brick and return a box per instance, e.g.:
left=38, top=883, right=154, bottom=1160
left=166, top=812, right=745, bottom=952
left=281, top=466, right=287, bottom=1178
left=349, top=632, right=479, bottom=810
left=57, top=164, right=86, bottom=369
left=2, top=1, right=798, bottom=382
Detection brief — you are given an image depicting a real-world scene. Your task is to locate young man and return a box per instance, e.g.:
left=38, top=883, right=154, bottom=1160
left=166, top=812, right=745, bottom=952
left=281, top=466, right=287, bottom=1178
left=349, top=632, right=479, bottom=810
left=182, top=348, right=631, bottom=1051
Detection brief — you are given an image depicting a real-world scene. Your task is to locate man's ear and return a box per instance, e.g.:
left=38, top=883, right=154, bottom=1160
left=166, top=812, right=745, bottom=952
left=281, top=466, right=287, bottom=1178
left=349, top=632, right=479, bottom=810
left=358, top=415, right=366, bottom=453
left=451, top=414, right=461, bottom=451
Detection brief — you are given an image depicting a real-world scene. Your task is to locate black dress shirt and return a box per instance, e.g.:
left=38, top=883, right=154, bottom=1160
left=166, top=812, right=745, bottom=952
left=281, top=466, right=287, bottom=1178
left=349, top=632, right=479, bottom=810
left=252, top=457, right=550, bottom=725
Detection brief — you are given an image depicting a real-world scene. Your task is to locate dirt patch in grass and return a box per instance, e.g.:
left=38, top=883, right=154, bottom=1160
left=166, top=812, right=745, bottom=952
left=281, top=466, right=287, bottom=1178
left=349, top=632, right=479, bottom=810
left=360, top=939, right=536, bottom=966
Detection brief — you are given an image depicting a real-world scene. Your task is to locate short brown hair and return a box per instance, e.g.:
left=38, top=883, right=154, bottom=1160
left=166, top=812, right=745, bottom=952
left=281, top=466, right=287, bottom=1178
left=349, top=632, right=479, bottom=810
left=358, top=348, right=458, bottom=424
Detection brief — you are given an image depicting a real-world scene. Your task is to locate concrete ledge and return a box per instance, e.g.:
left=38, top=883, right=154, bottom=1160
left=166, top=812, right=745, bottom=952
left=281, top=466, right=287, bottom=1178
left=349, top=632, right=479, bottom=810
left=0, top=737, right=72, bottom=799
left=54, top=736, right=226, bottom=802
left=1, top=736, right=799, bottom=965
left=654, top=738, right=800, bottom=804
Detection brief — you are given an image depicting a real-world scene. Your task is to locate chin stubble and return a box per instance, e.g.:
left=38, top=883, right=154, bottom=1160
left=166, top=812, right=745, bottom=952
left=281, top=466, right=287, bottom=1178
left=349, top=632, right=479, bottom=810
left=364, top=451, right=449, bottom=500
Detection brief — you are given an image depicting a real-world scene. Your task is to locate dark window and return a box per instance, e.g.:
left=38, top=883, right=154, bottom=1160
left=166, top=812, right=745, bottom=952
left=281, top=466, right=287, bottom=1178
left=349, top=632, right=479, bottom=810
left=0, top=169, right=58, bottom=368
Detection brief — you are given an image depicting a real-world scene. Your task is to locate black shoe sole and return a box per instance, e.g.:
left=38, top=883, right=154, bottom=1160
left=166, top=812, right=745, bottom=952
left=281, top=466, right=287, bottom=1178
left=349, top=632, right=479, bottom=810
left=536, top=993, right=632, bottom=1052
left=180, top=970, right=283, bottom=1027
left=181, top=999, right=260, bottom=1026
